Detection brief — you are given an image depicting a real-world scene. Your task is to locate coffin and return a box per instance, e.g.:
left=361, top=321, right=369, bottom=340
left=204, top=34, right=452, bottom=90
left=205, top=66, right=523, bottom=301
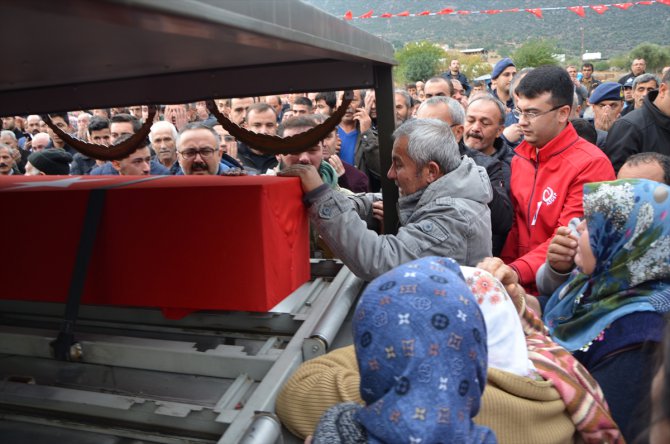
left=0, top=175, right=310, bottom=318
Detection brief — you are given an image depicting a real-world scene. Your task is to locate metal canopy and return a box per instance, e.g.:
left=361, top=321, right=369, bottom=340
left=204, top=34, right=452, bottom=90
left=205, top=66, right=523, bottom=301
left=0, top=0, right=395, bottom=115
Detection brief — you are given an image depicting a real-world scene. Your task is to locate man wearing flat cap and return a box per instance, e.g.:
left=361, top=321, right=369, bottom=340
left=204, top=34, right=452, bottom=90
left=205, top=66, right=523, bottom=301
left=588, top=82, right=624, bottom=149
left=491, top=58, right=516, bottom=113
left=25, top=148, right=73, bottom=175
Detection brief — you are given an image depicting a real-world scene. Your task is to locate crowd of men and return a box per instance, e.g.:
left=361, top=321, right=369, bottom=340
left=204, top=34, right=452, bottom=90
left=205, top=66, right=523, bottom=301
left=1, top=57, right=669, bottom=277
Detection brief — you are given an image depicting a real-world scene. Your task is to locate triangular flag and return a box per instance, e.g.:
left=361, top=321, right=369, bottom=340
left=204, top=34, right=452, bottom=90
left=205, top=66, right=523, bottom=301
left=359, top=10, right=374, bottom=19
left=590, top=5, right=609, bottom=14
left=437, top=8, right=454, bottom=15
left=482, top=10, right=502, bottom=14
left=505, top=8, right=520, bottom=12
left=457, top=10, right=471, bottom=15
left=657, top=0, right=670, bottom=6
left=612, top=2, right=634, bottom=9
left=637, top=1, right=654, bottom=5
left=526, top=8, right=544, bottom=18
left=344, top=10, right=353, bottom=20
left=568, top=6, right=586, bottom=17
left=396, top=10, right=410, bottom=17
left=380, top=12, right=392, bottom=18
left=418, top=10, right=431, bottom=16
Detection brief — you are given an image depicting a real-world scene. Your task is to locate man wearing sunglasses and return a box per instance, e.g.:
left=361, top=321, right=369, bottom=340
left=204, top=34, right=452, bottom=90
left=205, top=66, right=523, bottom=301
left=499, top=65, right=615, bottom=296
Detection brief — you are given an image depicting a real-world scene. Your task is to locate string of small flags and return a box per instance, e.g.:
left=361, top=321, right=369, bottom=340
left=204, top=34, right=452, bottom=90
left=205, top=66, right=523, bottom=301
left=343, top=1, right=670, bottom=20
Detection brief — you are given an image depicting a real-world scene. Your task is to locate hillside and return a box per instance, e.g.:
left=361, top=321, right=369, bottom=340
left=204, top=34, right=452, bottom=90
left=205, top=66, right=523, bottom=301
left=305, top=0, right=670, bottom=58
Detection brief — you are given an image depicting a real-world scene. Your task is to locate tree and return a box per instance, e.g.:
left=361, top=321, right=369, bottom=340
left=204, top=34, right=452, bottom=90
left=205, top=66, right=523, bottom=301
left=444, top=51, right=491, bottom=80
left=395, top=41, right=446, bottom=84
left=630, top=43, right=670, bottom=72
left=511, top=39, right=560, bottom=69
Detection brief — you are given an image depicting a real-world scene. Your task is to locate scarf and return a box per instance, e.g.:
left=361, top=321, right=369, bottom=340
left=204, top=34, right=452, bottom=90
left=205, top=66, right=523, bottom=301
left=353, top=257, right=497, bottom=444
left=544, top=179, right=670, bottom=352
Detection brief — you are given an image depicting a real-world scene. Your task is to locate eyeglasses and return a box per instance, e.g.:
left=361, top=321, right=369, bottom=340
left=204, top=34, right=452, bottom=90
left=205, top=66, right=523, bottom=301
left=512, top=104, right=566, bottom=121
left=179, top=147, right=217, bottom=159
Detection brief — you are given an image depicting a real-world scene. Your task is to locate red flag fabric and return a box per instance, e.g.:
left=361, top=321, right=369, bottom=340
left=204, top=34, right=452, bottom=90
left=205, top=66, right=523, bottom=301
left=457, top=10, right=471, bottom=15
left=359, top=10, right=374, bottom=19
left=396, top=10, right=410, bottom=17
left=505, top=8, right=520, bottom=12
left=657, top=0, right=670, bottom=6
left=612, top=2, right=634, bottom=9
left=568, top=6, right=586, bottom=16
left=590, top=5, right=609, bottom=14
left=437, top=8, right=454, bottom=15
left=526, top=8, right=543, bottom=18
left=417, top=10, right=431, bottom=16
left=483, top=10, right=503, bottom=14
left=344, top=10, right=353, bottom=20
left=637, top=1, right=654, bottom=4
left=380, top=12, right=392, bottom=18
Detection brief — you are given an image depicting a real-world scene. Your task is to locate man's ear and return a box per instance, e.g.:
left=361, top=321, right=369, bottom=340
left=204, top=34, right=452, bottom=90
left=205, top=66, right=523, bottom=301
left=111, top=160, right=121, bottom=172
left=426, top=161, right=442, bottom=182
left=452, top=124, right=465, bottom=142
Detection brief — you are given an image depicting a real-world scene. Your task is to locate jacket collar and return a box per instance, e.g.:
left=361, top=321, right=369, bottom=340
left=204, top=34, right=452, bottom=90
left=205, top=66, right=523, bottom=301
left=644, top=90, right=670, bottom=128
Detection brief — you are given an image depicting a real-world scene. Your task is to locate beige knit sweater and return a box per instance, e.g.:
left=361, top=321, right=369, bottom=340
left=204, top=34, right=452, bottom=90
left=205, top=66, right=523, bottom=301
left=276, top=345, right=576, bottom=444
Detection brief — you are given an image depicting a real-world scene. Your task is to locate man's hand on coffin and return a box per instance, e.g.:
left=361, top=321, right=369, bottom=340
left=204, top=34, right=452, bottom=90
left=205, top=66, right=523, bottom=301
left=278, top=164, right=324, bottom=193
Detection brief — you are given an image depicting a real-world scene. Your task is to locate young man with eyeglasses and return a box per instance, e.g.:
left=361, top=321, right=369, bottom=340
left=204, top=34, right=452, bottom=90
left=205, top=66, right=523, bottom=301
left=176, top=123, right=232, bottom=175
left=499, top=65, right=615, bottom=296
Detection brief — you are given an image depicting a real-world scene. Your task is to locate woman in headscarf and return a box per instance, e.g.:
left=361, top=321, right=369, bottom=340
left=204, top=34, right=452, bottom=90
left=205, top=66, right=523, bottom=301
left=543, top=179, right=670, bottom=441
left=311, top=256, right=495, bottom=443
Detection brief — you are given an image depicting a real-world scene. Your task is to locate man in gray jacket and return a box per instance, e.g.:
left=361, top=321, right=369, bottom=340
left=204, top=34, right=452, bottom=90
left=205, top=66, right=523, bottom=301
left=280, top=118, right=493, bottom=281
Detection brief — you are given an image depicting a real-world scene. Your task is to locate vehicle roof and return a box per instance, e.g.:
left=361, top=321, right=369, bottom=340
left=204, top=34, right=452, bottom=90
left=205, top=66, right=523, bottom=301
left=0, top=0, right=395, bottom=115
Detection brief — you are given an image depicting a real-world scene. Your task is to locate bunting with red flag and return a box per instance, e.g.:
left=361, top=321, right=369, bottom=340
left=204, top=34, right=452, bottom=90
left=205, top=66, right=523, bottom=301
left=342, top=1, right=668, bottom=20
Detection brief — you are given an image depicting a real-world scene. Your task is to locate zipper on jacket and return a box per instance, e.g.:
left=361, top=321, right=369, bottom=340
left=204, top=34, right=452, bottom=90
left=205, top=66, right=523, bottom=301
left=526, top=158, right=539, bottom=229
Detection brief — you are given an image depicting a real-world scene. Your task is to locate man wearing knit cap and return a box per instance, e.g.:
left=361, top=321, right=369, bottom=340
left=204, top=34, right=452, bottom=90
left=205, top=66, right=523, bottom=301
left=588, top=82, right=624, bottom=149
left=25, top=148, right=73, bottom=175
left=491, top=58, right=516, bottom=113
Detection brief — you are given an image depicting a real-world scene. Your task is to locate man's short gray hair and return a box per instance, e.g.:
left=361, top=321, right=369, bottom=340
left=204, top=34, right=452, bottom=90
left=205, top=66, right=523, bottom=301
left=150, top=120, right=179, bottom=144
left=632, top=73, right=659, bottom=89
left=392, top=119, right=460, bottom=174
left=418, top=96, right=465, bottom=125
left=467, top=94, right=506, bottom=126
left=0, top=130, right=17, bottom=140
left=394, top=89, right=412, bottom=109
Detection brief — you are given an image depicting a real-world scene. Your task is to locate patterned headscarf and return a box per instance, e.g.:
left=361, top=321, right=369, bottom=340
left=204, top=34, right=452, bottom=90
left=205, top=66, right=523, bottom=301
left=544, top=179, right=670, bottom=351
left=353, top=257, right=497, bottom=444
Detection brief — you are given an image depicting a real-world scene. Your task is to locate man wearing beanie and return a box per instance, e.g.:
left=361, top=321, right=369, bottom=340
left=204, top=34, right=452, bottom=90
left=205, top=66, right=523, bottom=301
left=25, top=148, right=72, bottom=175
left=587, top=82, right=624, bottom=148
left=491, top=58, right=516, bottom=112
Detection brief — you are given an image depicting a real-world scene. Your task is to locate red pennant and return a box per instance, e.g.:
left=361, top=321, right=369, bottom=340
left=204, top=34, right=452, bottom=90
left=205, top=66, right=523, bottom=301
left=380, top=12, right=392, bottom=18
left=612, top=2, right=634, bottom=9
left=637, top=1, right=654, bottom=4
left=482, top=10, right=502, bottom=14
left=590, top=5, right=609, bottom=14
left=526, top=8, right=543, bottom=18
left=657, top=0, right=670, bottom=6
left=505, top=8, right=520, bottom=12
left=437, top=8, right=454, bottom=15
left=457, top=10, right=471, bottom=15
left=396, top=10, right=410, bottom=17
left=568, top=6, right=586, bottom=16
left=344, top=10, right=353, bottom=20
left=417, top=10, right=431, bottom=16
left=359, top=10, right=374, bottom=19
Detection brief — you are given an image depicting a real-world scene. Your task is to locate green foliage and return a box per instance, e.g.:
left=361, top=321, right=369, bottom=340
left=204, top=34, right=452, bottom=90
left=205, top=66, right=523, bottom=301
left=630, top=43, right=670, bottom=72
left=395, top=41, right=446, bottom=83
left=444, top=51, right=491, bottom=79
left=511, top=39, right=560, bottom=69
left=609, top=54, right=630, bottom=70
left=594, top=61, right=610, bottom=71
